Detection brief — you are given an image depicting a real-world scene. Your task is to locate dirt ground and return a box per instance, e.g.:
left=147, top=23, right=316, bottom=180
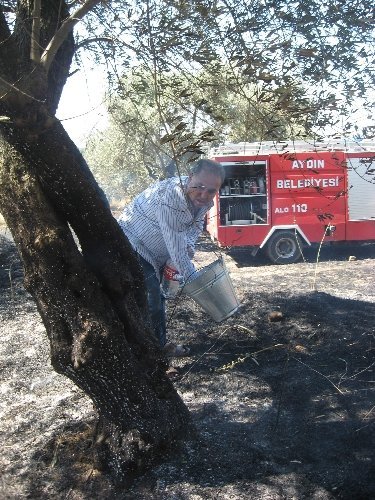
left=1, top=227, right=374, bottom=499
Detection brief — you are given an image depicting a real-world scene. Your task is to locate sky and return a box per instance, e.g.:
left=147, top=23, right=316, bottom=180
left=56, top=67, right=109, bottom=149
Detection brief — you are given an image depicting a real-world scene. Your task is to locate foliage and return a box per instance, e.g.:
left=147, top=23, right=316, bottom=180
left=84, top=69, right=173, bottom=201
left=2, top=0, right=373, bottom=132
left=79, top=0, right=374, bottom=129
left=85, top=64, right=317, bottom=199
left=79, top=0, right=374, bottom=198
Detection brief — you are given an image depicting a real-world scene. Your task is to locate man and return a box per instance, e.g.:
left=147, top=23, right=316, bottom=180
left=118, top=159, right=224, bottom=362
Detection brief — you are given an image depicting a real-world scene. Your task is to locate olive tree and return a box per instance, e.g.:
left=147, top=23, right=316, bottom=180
left=85, top=65, right=314, bottom=199
left=0, top=0, right=191, bottom=485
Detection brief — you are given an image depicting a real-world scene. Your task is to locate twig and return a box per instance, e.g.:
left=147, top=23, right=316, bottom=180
left=337, top=357, right=348, bottom=387
left=362, top=404, right=375, bottom=420
left=180, top=324, right=257, bottom=380
left=216, top=343, right=285, bottom=372
left=8, top=262, right=14, bottom=302
left=292, top=356, right=345, bottom=395
left=180, top=326, right=233, bottom=380
left=340, top=361, right=375, bottom=381
left=295, top=228, right=306, bottom=263
left=355, top=405, right=375, bottom=432
left=311, top=225, right=330, bottom=291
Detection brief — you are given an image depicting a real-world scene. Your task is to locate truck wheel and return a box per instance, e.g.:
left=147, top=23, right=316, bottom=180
left=265, top=230, right=302, bottom=264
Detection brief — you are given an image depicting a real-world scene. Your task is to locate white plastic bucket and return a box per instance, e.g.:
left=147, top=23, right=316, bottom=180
left=183, top=258, right=241, bottom=322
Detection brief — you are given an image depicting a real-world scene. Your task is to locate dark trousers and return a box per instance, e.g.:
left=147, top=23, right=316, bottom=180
left=138, top=255, right=166, bottom=347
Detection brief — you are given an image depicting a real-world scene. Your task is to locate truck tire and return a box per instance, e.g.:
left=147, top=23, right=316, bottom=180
left=265, top=230, right=302, bottom=264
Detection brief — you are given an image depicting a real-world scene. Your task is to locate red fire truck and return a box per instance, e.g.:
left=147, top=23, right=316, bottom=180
left=206, top=140, right=375, bottom=264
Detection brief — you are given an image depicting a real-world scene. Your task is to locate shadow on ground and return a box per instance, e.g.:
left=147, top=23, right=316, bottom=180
left=227, top=242, right=375, bottom=268
left=124, top=290, right=375, bottom=498
left=2, top=234, right=374, bottom=499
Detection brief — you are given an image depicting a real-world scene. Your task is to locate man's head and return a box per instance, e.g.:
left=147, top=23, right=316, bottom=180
left=186, top=159, right=224, bottom=209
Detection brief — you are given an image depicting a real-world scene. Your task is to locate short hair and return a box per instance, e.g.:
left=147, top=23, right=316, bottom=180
left=189, top=159, right=225, bottom=183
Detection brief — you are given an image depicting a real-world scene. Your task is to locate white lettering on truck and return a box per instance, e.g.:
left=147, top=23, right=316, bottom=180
left=275, top=204, right=308, bottom=214
left=276, top=177, right=339, bottom=189
left=292, top=159, right=325, bottom=169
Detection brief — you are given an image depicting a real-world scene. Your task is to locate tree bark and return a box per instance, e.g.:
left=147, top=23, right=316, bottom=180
left=0, top=0, right=192, bottom=483
left=0, top=120, right=191, bottom=484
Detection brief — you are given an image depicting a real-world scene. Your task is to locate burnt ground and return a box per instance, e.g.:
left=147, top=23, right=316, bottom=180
left=1, top=228, right=374, bottom=499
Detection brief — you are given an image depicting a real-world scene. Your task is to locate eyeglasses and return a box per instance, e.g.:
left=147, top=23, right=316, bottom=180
left=189, top=184, right=218, bottom=195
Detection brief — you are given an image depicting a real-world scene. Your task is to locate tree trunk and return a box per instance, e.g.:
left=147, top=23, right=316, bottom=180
left=0, top=121, right=191, bottom=484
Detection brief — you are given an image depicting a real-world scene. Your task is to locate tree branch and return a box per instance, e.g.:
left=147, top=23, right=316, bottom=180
left=75, top=36, right=113, bottom=50
left=41, top=0, right=103, bottom=73
left=30, top=0, right=41, bottom=63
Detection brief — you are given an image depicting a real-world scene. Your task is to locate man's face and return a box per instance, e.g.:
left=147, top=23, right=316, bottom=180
left=186, top=170, right=222, bottom=209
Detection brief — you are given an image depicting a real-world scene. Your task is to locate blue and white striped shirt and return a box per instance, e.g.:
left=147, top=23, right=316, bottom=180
left=118, top=176, right=213, bottom=280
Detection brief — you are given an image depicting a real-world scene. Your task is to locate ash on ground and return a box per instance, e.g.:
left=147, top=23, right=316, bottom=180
left=1, top=233, right=374, bottom=499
